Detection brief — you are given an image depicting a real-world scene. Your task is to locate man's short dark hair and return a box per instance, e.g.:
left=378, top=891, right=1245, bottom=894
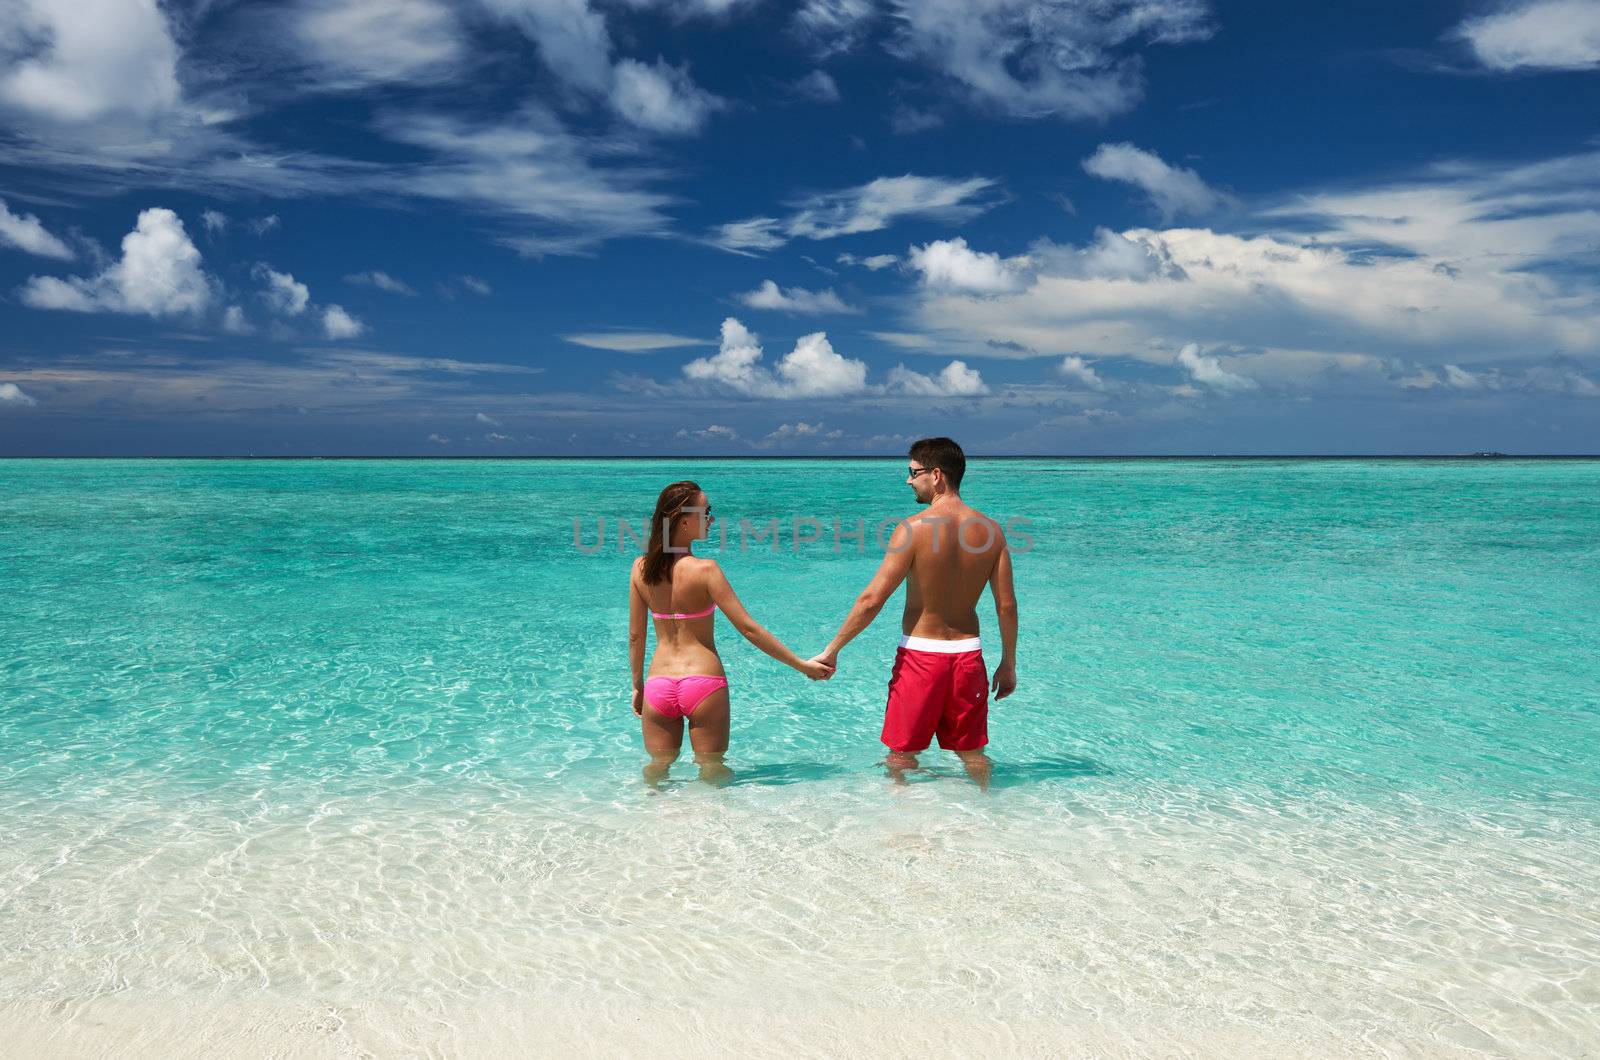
left=909, top=437, right=965, bottom=489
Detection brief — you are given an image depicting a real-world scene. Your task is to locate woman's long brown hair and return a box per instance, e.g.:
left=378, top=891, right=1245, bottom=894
left=641, top=480, right=703, bottom=585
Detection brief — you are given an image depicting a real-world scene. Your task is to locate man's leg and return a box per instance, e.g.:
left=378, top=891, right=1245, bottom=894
left=952, top=749, right=992, bottom=791
left=882, top=649, right=939, bottom=783
left=939, top=650, right=991, bottom=789
left=885, top=751, right=920, bottom=785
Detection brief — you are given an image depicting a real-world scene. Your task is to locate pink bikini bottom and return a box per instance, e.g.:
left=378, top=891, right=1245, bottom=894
left=643, top=675, right=728, bottom=719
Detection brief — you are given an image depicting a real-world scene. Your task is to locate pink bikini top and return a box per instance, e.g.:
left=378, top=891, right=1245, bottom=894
left=650, top=603, right=716, bottom=620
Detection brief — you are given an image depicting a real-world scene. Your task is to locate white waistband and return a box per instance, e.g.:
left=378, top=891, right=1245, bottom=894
left=899, top=635, right=982, bottom=654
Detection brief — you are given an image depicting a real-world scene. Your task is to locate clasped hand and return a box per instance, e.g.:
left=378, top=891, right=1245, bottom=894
left=800, top=650, right=837, bottom=682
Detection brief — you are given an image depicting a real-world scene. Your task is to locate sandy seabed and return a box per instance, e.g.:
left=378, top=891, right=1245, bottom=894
left=6, top=785, right=1599, bottom=1058
left=4, top=996, right=1498, bottom=1059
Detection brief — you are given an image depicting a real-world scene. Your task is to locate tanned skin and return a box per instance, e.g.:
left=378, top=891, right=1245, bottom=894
left=629, top=491, right=834, bottom=786
left=810, top=460, right=1018, bottom=786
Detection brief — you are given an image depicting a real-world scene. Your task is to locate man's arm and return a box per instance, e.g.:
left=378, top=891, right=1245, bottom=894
left=815, top=519, right=915, bottom=667
left=989, top=541, right=1018, bottom=700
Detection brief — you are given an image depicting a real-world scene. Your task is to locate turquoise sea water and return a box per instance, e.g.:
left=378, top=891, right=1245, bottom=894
left=3, top=458, right=1599, bottom=1054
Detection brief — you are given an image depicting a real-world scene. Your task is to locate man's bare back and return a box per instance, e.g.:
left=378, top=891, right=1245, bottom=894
left=896, top=499, right=1010, bottom=641
left=812, top=438, right=1019, bottom=785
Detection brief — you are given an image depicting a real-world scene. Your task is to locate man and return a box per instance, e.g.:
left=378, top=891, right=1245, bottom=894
left=811, top=437, right=1018, bottom=787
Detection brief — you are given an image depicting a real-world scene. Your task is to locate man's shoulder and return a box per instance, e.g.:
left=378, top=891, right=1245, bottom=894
left=966, top=506, right=1003, bottom=536
left=902, top=505, right=1001, bottom=531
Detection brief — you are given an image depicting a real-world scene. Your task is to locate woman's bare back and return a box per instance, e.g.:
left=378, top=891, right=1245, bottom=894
left=634, top=556, right=724, bottom=677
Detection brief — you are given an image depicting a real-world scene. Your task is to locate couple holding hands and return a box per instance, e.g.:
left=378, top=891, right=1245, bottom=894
left=627, top=437, right=1019, bottom=787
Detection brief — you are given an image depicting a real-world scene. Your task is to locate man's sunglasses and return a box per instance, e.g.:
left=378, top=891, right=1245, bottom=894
left=907, top=466, right=934, bottom=479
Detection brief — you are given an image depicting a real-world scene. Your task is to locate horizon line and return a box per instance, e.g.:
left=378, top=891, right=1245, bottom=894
left=3, top=453, right=1598, bottom=461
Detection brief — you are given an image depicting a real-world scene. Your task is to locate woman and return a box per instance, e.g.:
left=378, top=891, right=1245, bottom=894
left=629, top=480, right=832, bottom=785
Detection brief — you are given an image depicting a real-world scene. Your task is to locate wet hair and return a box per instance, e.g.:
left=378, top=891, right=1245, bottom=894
left=641, top=480, right=704, bottom=585
left=908, top=437, right=965, bottom=490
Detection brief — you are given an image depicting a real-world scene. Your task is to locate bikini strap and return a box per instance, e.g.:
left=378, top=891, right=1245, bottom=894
left=650, top=603, right=716, bottom=620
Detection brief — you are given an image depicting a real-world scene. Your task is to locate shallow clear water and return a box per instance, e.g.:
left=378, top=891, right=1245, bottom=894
left=3, top=459, right=1598, bottom=1054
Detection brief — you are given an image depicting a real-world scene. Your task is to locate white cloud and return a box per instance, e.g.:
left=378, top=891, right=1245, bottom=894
left=221, top=305, right=253, bottom=334
left=428, top=433, right=451, bottom=445
left=889, top=106, right=943, bottom=134
left=322, top=304, right=365, bottom=339
left=0, top=348, right=545, bottom=419
left=1453, top=0, right=1600, bottom=72
left=838, top=252, right=898, bottom=270
left=907, top=236, right=1031, bottom=294
left=564, top=331, right=708, bottom=351
left=886, top=0, right=1215, bottom=121
left=251, top=263, right=373, bottom=339
left=345, top=270, right=416, bottom=296
left=201, top=209, right=228, bottom=236
left=627, top=0, right=758, bottom=16
left=0, top=196, right=72, bottom=258
left=479, top=0, right=614, bottom=94
left=257, top=266, right=310, bottom=316
left=438, top=274, right=496, bottom=299
left=674, top=317, right=986, bottom=400
left=787, top=175, right=999, bottom=239
left=793, top=0, right=876, bottom=57
left=481, top=0, right=723, bottom=136
left=765, top=420, right=820, bottom=439
left=476, top=412, right=502, bottom=426
left=291, top=0, right=464, bottom=89
left=710, top=217, right=787, bottom=254
left=0, top=0, right=181, bottom=124
left=1083, top=142, right=1232, bottom=219
left=485, top=432, right=513, bottom=442
left=683, top=316, right=869, bottom=397
left=757, top=420, right=845, bottom=447
left=911, top=148, right=1600, bottom=371
left=713, top=175, right=998, bottom=252
left=247, top=215, right=281, bottom=236
left=676, top=423, right=738, bottom=440
left=19, top=207, right=210, bottom=316
left=610, top=57, right=724, bottom=135
left=1392, top=360, right=1600, bottom=398
left=1526, top=364, right=1600, bottom=397
left=1175, top=342, right=1256, bottom=392
left=1268, top=150, right=1600, bottom=274
left=1038, top=226, right=1184, bottom=280
left=738, top=279, right=859, bottom=314
left=869, top=330, right=934, bottom=348
left=792, top=70, right=841, bottom=102
left=1059, top=355, right=1105, bottom=389
left=887, top=359, right=988, bottom=396
left=0, top=381, right=38, bottom=406
left=374, top=106, right=674, bottom=255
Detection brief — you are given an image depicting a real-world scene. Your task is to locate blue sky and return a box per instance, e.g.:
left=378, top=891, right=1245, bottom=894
left=1, top=0, right=1598, bottom=455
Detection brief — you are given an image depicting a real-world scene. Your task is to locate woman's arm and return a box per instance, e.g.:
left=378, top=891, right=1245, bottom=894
left=706, top=563, right=831, bottom=679
left=628, top=559, right=648, bottom=714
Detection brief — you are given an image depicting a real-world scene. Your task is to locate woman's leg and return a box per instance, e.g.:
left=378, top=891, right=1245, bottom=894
left=686, top=688, right=732, bottom=786
left=640, top=704, right=684, bottom=787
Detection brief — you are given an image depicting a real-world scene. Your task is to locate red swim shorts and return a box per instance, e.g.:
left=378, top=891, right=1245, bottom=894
left=882, top=636, right=989, bottom=753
